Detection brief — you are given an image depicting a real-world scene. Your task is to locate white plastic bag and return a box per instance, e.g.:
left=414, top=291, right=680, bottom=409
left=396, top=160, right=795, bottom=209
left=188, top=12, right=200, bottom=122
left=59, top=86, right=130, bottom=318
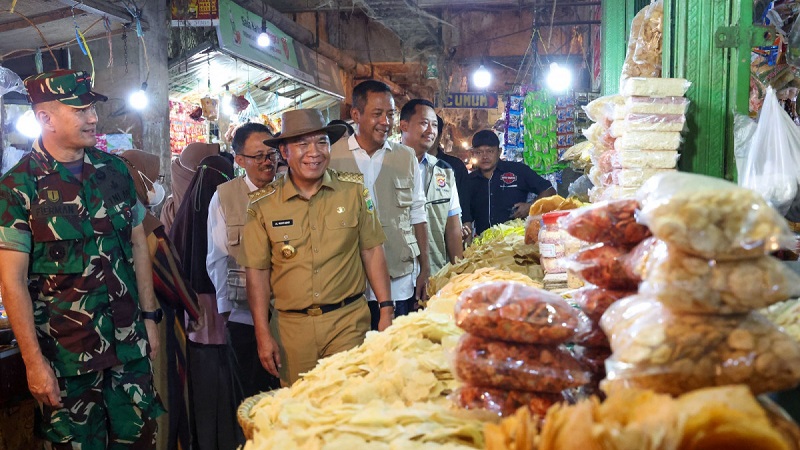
left=740, top=86, right=800, bottom=215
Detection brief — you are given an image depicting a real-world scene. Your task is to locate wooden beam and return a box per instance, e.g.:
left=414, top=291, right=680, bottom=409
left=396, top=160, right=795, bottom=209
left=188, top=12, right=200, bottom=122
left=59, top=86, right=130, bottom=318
left=0, top=7, right=74, bottom=33
left=57, top=0, right=148, bottom=28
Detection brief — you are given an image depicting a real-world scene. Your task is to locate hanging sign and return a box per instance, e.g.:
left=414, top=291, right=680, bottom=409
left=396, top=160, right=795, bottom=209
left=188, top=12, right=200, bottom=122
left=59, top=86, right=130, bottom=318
left=216, top=0, right=343, bottom=98
left=441, top=92, right=499, bottom=109
left=171, top=0, right=220, bottom=27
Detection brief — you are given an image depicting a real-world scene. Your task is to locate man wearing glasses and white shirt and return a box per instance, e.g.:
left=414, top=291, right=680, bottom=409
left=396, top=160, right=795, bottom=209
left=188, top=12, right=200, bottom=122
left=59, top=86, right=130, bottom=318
left=207, top=123, right=280, bottom=397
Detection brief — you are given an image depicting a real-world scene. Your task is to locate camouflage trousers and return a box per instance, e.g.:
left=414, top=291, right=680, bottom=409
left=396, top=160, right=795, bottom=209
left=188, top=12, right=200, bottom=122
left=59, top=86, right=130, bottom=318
left=36, top=357, right=165, bottom=450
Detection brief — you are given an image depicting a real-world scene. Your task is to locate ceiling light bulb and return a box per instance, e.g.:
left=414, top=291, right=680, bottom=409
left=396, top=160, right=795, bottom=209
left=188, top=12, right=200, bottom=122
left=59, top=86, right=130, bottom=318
left=546, top=62, right=573, bottom=93
left=15, top=110, right=40, bottom=138
left=473, top=64, right=491, bottom=89
left=461, top=141, right=468, bottom=149
left=257, top=19, right=270, bottom=47
left=257, top=31, right=270, bottom=47
left=129, top=83, right=149, bottom=110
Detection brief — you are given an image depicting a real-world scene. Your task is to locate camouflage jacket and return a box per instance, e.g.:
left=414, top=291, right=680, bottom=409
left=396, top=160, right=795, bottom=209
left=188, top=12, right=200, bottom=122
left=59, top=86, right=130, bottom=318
left=0, top=139, right=149, bottom=377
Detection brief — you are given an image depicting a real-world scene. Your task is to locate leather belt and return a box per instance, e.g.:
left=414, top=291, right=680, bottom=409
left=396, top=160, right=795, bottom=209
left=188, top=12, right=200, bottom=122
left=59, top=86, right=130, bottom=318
left=283, top=293, right=364, bottom=316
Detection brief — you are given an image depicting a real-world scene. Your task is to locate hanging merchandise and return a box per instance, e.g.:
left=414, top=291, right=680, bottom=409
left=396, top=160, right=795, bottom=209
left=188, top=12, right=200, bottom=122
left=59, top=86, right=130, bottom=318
left=505, top=95, right=524, bottom=161
left=521, top=90, right=570, bottom=178
left=0, top=66, right=26, bottom=96
left=740, top=87, right=800, bottom=215
left=170, top=100, right=207, bottom=154
left=201, top=96, right=219, bottom=121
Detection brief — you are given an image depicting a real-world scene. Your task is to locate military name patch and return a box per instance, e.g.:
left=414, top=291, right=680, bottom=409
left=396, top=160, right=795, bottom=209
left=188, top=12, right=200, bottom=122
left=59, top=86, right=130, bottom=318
left=272, top=219, right=293, bottom=227
left=32, top=203, right=79, bottom=218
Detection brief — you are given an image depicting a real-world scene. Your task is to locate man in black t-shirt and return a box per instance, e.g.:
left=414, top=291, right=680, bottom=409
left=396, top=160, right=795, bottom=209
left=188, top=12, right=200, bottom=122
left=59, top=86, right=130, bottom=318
left=463, top=130, right=557, bottom=236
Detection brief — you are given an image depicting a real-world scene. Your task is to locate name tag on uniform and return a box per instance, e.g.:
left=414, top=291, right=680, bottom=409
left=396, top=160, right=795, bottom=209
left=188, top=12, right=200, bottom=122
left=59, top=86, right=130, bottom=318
left=272, top=219, right=293, bottom=227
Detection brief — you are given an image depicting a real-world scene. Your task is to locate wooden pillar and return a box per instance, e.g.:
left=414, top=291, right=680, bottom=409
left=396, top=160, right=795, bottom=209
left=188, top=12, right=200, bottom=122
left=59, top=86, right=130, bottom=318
left=141, top=1, right=171, bottom=185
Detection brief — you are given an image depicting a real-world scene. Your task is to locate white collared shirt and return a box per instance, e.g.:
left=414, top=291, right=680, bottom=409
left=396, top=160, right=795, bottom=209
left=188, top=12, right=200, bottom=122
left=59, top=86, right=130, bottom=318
left=348, top=134, right=426, bottom=301
left=207, top=175, right=258, bottom=325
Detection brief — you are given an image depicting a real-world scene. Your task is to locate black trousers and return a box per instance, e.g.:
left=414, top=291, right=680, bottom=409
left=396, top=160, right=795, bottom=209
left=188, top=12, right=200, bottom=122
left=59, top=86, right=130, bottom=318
left=227, top=321, right=281, bottom=398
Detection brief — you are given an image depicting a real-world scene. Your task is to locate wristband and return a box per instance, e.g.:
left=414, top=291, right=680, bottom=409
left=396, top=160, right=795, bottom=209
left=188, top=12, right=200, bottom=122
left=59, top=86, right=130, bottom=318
left=378, top=301, right=394, bottom=309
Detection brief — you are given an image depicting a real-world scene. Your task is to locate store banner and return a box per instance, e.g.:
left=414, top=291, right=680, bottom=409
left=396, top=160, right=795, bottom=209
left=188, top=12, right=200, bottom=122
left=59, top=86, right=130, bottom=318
left=217, top=0, right=344, bottom=98
left=171, top=0, right=220, bottom=27
left=440, top=92, right=499, bottom=109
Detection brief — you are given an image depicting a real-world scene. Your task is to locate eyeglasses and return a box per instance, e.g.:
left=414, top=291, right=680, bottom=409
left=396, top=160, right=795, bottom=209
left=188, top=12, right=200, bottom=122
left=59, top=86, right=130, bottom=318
left=239, top=151, right=279, bottom=164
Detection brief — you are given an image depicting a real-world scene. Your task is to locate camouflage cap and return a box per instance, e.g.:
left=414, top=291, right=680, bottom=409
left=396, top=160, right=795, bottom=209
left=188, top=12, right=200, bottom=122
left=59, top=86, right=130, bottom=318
left=24, top=69, right=108, bottom=107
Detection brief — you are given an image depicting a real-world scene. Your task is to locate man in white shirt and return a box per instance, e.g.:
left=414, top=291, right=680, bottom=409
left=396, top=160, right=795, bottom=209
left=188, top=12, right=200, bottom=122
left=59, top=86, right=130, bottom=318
left=207, top=123, right=280, bottom=396
left=400, top=99, right=463, bottom=277
left=329, top=80, right=429, bottom=326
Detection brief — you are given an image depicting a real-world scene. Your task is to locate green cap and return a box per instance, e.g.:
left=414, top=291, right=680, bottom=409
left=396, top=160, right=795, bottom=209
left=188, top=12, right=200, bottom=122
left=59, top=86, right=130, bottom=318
left=24, top=69, right=108, bottom=107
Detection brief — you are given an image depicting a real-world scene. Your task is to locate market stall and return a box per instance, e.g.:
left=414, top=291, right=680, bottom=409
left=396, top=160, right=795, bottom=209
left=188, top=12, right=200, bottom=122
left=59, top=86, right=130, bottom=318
left=167, top=0, right=344, bottom=155
left=235, top=1, right=800, bottom=448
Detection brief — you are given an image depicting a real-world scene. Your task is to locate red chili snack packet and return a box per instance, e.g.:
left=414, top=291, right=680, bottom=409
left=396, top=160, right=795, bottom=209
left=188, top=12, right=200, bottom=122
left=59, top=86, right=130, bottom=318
left=454, top=334, right=592, bottom=393
left=560, top=199, right=651, bottom=246
left=455, top=281, right=591, bottom=344
left=453, top=386, right=562, bottom=417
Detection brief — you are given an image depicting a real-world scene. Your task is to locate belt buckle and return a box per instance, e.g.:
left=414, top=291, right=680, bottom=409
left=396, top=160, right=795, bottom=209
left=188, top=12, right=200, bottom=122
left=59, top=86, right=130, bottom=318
left=307, top=306, right=323, bottom=316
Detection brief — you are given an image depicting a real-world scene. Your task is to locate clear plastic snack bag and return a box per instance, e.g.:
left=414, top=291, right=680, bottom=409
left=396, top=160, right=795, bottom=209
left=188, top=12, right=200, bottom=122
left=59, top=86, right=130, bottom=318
left=635, top=240, right=800, bottom=314
left=560, top=199, right=651, bottom=246
left=452, top=386, right=562, bottom=417
left=455, top=281, right=591, bottom=345
left=600, top=295, right=800, bottom=396
left=453, top=334, right=592, bottom=393
left=636, top=171, right=796, bottom=260
left=565, top=243, right=642, bottom=290
left=740, top=86, right=800, bottom=215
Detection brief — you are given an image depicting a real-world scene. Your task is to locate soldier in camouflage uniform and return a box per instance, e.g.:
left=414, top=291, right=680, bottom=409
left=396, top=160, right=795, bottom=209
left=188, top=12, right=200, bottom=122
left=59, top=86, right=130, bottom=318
left=0, top=70, right=164, bottom=449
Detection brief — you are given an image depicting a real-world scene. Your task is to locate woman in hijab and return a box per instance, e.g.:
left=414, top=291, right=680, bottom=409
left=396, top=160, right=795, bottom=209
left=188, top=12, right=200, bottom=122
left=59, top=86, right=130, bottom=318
left=120, top=150, right=202, bottom=450
left=168, top=155, right=242, bottom=450
left=160, top=142, right=220, bottom=233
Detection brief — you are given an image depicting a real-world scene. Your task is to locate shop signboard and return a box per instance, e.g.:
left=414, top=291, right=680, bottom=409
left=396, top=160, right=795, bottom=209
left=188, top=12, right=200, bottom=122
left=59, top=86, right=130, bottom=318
left=217, top=0, right=344, bottom=98
left=171, top=0, right=220, bottom=27
left=440, top=92, right=499, bottom=109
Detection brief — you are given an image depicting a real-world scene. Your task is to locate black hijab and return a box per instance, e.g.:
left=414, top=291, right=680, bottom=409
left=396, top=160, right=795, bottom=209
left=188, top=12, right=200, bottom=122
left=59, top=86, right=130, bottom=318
left=168, top=155, right=234, bottom=294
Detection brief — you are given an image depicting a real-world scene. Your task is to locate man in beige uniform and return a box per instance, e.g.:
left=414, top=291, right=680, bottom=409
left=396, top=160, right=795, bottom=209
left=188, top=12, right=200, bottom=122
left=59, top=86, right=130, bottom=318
left=239, top=109, right=392, bottom=386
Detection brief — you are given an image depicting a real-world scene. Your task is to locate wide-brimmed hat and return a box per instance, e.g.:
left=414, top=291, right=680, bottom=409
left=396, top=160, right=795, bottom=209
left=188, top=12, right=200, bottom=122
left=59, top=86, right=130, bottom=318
left=24, top=69, right=108, bottom=107
left=264, top=109, right=347, bottom=147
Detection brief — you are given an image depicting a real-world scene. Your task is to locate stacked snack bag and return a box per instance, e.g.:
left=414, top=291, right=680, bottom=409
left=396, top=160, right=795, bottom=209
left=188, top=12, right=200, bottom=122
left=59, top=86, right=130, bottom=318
left=600, top=172, right=800, bottom=396
left=559, top=199, right=652, bottom=384
left=581, top=0, right=694, bottom=202
left=451, top=282, right=592, bottom=416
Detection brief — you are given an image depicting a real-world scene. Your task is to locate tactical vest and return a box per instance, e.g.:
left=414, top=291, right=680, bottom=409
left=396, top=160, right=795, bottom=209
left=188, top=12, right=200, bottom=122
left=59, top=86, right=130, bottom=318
left=330, top=138, right=419, bottom=278
left=422, top=154, right=456, bottom=275
left=217, top=176, right=250, bottom=309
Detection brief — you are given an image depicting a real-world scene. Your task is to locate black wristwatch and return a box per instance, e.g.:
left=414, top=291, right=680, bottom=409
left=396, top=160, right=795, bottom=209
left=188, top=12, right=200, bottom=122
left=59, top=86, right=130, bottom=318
left=378, top=301, right=394, bottom=310
left=142, top=309, right=163, bottom=324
